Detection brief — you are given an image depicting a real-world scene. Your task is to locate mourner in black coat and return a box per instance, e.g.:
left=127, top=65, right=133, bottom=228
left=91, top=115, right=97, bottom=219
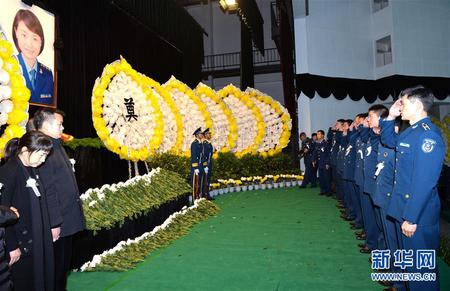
left=0, top=131, right=54, bottom=291
left=33, top=109, right=85, bottom=291
left=0, top=205, right=19, bottom=291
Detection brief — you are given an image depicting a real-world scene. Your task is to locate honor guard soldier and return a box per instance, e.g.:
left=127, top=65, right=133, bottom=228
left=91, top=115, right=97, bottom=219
left=202, top=128, right=214, bottom=200
left=190, top=128, right=204, bottom=201
left=381, top=86, right=445, bottom=291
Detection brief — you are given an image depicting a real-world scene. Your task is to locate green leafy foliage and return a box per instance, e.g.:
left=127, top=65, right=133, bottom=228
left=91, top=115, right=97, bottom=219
left=85, top=200, right=219, bottom=272
left=82, top=168, right=191, bottom=232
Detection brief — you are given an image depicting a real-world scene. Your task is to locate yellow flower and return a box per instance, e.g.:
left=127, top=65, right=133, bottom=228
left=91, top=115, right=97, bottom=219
left=0, top=36, right=30, bottom=158
left=91, top=57, right=163, bottom=161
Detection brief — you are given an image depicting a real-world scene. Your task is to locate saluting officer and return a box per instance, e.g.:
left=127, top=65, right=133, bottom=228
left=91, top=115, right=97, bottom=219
left=337, top=120, right=356, bottom=221
left=190, top=128, right=204, bottom=200
left=372, top=117, right=405, bottom=291
left=360, top=105, right=387, bottom=254
left=343, top=116, right=366, bottom=231
left=381, top=86, right=445, bottom=291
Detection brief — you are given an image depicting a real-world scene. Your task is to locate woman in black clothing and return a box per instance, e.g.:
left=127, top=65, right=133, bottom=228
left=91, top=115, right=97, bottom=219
left=0, top=131, right=54, bottom=291
left=0, top=205, right=19, bottom=291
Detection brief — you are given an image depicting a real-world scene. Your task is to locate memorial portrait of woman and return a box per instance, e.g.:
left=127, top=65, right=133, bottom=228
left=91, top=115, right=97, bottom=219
left=12, top=9, right=54, bottom=106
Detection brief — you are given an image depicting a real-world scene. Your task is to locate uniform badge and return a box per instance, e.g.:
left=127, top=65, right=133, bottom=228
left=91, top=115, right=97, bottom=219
left=422, top=138, right=436, bottom=153
left=383, top=152, right=388, bottom=157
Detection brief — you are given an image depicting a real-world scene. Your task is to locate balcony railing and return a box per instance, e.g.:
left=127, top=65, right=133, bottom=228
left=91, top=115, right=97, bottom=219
left=202, top=48, right=280, bottom=72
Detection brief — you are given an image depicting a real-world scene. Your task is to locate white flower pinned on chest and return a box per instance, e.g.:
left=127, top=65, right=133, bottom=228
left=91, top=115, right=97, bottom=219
left=70, top=159, right=76, bottom=172
left=26, top=178, right=41, bottom=197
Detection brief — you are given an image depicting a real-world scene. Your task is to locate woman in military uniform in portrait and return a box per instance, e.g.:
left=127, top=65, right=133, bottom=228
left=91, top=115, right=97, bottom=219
left=0, top=131, right=54, bottom=291
left=12, top=9, right=54, bottom=106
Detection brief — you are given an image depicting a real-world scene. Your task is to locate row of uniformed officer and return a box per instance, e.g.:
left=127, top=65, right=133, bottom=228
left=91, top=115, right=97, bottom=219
left=325, top=86, right=444, bottom=291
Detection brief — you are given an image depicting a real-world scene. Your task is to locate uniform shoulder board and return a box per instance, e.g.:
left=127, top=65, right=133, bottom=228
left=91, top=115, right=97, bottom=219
left=40, top=63, right=51, bottom=72
left=421, top=123, right=431, bottom=131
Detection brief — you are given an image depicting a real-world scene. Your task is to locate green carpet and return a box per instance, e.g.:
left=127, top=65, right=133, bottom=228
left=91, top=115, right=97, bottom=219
left=68, top=187, right=450, bottom=290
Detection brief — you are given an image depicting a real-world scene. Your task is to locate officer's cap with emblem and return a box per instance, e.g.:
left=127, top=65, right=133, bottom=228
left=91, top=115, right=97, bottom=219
left=202, top=128, right=210, bottom=135
left=193, top=127, right=202, bottom=136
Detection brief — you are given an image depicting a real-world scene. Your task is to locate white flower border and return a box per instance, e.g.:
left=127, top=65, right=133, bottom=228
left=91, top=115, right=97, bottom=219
left=79, top=198, right=206, bottom=271
left=80, top=167, right=162, bottom=206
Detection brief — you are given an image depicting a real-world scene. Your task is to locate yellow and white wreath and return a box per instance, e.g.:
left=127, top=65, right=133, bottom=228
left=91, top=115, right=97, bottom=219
left=0, top=36, right=30, bottom=157
left=142, top=76, right=183, bottom=155
left=218, top=85, right=265, bottom=156
left=194, top=83, right=237, bottom=153
left=246, top=88, right=291, bottom=156
left=91, top=57, right=163, bottom=162
left=163, top=76, right=213, bottom=156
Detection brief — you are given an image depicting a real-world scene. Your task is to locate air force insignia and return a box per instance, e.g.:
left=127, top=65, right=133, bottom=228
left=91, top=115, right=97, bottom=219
left=422, top=139, right=436, bottom=153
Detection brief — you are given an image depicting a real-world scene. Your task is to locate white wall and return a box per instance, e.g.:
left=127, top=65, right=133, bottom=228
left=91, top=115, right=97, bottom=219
left=294, top=0, right=450, bottom=79
left=391, top=0, right=450, bottom=78
left=372, top=2, right=395, bottom=79
left=295, top=0, right=374, bottom=79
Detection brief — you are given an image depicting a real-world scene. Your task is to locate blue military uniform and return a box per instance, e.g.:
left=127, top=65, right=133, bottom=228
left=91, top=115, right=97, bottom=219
left=343, top=129, right=363, bottom=228
left=300, top=138, right=317, bottom=188
left=328, top=129, right=339, bottom=197
left=17, top=53, right=54, bottom=105
left=381, top=117, right=445, bottom=291
left=201, top=128, right=214, bottom=199
left=190, top=128, right=204, bottom=200
left=336, top=132, right=353, bottom=217
left=312, top=138, right=331, bottom=195
left=372, top=142, right=405, bottom=290
left=362, top=130, right=386, bottom=251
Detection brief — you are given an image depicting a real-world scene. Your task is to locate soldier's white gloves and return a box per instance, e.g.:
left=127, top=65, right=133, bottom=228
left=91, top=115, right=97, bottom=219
left=204, top=167, right=209, bottom=174
left=194, top=169, right=200, bottom=175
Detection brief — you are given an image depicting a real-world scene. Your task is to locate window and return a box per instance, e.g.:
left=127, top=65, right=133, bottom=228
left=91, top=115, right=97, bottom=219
left=376, top=36, right=392, bottom=67
left=373, top=0, right=389, bottom=13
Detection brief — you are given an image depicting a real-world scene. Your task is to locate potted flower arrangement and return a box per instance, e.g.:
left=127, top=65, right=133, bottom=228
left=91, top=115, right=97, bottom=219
left=266, top=175, right=274, bottom=189
left=241, top=177, right=249, bottom=191
left=260, top=176, right=268, bottom=189
left=234, top=179, right=242, bottom=192
left=252, top=176, right=262, bottom=190
left=273, top=175, right=280, bottom=188
left=210, top=182, right=221, bottom=196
